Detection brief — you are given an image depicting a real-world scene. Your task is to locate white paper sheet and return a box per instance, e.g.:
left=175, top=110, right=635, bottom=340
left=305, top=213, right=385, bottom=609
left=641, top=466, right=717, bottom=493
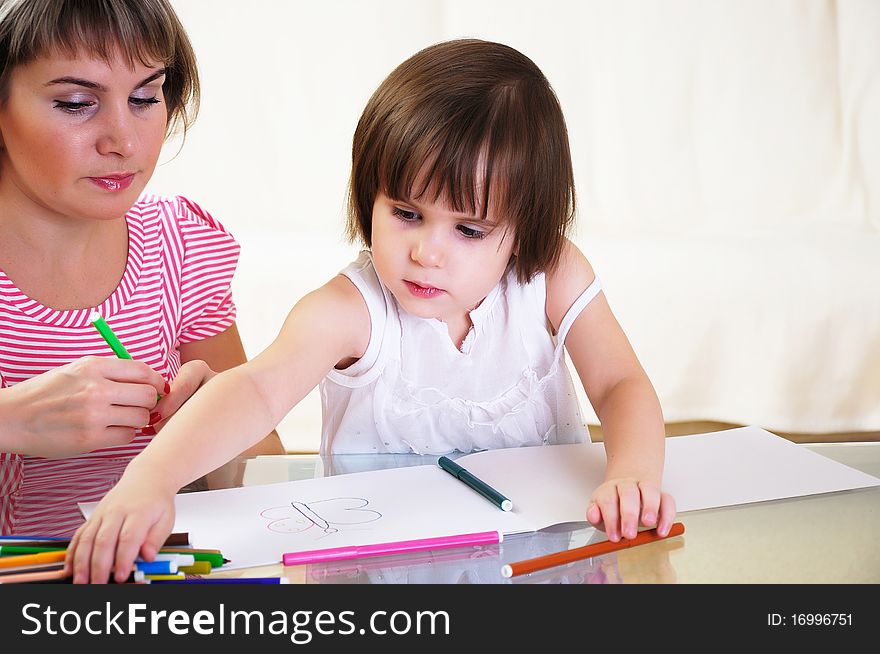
left=80, top=427, right=880, bottom=570
left=460, top=426, right=880, bottom=519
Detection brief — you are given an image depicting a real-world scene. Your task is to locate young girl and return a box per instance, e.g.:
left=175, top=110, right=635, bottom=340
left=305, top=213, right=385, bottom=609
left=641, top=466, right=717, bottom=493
left=0, top=0, right=281, bottom=537
left=69, top=38, right=676, bottom=583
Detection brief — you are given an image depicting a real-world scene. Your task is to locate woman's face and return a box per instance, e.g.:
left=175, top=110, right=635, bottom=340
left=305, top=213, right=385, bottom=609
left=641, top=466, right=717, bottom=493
left=0, top=47, right=168, bottom=224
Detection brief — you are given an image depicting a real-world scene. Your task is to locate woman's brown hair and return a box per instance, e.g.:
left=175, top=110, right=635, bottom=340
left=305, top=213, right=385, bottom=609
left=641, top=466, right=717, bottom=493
left=0, top=0, right=199, bottom=136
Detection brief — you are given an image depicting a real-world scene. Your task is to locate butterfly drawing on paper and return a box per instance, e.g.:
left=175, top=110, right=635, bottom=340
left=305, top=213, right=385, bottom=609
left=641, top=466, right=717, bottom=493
left=261, top=497, right=382, bottom=538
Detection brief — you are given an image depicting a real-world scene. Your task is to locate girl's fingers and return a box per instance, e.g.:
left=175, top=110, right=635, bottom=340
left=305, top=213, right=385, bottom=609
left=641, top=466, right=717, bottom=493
left=88, top=516, right=127, bottom=584
left=656, top=492, right=678, bottom=537
left=595, top=491, right=621, bottom=542
left=586, top=501, right=605, bottom=531
left=142, top=511, right=176, bottom=563
left=615, top=481, right=641, bottom=540
left=70, top=518, right=105, bottom=584
left=64, top=527, right=82, bottom=578
left=153, top=360, right=211, bottom=418
left=638, top=482, right=661, bottom=529
left=114, top=517, right=152, bottom=583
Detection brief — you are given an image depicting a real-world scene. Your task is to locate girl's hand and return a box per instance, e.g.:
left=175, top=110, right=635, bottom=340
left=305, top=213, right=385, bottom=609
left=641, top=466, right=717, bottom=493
left=146, top=359, right=215, bottom=435
left=65, top=473, right=176, bottom=584
left=0, top=356, right=167, bottom=457
left=586, top=478, right=676, bottom=542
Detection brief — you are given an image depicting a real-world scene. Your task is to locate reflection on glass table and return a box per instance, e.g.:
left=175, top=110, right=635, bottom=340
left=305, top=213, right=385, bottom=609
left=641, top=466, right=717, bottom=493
left=196, top=442, right=879, bottom=584
left=298, top=518, right=684, bottom=585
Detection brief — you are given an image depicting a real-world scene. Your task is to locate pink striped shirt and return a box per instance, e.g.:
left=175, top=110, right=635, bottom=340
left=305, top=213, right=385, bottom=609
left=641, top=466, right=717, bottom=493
left=0, top=195, right=240, bottom=536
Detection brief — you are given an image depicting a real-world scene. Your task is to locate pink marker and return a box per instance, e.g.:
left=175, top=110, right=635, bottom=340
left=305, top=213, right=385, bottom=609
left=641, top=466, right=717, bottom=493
left=282, top=530, right=502, bottom=566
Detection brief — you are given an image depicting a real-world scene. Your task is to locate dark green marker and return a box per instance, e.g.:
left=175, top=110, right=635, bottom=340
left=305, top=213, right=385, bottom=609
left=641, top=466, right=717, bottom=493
left=438, top=456, right=513, bottom=512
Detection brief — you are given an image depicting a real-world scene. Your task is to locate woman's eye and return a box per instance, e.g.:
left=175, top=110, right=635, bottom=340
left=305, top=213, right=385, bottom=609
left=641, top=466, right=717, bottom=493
left=457, top=224, right=487, bottom=239
left=53, top=100, right=94, bottom=114
left=392, top=207, right=420, bottom=222
left=130, top=96, right=161, bottom=107
left=52, top=96, right=160, bottom=115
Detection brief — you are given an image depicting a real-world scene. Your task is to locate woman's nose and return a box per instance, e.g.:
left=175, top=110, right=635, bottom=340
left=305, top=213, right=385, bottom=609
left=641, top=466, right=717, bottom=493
left=95, top=109, right=136, bottom=158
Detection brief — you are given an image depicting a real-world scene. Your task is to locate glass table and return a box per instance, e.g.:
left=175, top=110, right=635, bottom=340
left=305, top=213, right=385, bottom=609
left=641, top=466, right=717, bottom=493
left=192, top=441, right=880, bottom=584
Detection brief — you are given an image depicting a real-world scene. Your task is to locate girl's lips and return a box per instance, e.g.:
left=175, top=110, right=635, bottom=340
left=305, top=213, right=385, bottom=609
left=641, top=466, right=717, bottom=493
left=88, top=174, right=135, bottom=192
left=404, top=280, right=444, bottom=298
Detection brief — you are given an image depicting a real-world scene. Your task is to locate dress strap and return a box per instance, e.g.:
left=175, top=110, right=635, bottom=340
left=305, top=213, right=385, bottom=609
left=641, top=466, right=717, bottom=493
left=325, top=252, right=392, bottom=387
left=555, top=276, right=602, bottom=345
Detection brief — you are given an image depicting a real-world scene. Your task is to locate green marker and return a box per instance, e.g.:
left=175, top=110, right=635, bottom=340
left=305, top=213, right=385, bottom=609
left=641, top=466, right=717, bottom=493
left=90, top=311, right=132, bottom=359
left=0, top=545, right=66, bottom=556
left=438, top=456, right=513, bottom=511
left=90, top=311, right=160, bottom=401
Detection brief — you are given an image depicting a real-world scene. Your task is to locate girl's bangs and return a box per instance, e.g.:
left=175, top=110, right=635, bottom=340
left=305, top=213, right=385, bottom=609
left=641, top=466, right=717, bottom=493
left=382, top=126, right=506, bottom=221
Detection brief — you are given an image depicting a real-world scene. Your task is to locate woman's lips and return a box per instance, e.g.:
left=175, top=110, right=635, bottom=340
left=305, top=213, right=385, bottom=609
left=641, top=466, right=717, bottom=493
left=88, top=173, right=135, bottom=191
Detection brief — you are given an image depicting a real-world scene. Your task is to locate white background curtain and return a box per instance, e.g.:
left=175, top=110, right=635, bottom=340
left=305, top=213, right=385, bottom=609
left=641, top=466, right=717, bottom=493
left=152, top=1, right=880, bottom=451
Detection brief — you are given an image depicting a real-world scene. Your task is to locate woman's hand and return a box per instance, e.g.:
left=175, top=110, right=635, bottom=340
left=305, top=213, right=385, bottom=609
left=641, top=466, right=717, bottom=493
left=0, top=356, right=167, bottom=457
left=587, top=477, right=676, bottom=542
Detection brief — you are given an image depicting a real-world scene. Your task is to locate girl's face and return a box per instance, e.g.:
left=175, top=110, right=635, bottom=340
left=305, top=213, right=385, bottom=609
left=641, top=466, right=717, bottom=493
left=0, top=48, right=168, bottom=224
left=371, top=191, right=515, bottom=329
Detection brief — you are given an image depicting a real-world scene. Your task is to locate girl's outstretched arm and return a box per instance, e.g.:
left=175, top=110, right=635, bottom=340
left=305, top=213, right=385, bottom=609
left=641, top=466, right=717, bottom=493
left=65, top=275, right=370, bottom=583
left=546, top=240, right=676, bottom=543
left=173, top=323, right=285, bottom=457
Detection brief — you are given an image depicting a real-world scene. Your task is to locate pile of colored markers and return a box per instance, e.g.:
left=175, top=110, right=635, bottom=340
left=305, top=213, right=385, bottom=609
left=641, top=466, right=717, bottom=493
left=0, top=532, right=229, bottom=584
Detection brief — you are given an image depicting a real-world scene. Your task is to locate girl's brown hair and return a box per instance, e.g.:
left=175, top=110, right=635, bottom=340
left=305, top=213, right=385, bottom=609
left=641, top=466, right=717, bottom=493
left=348, top=39, right=576, bottom=283
left=0, top=0, right=199, bottom=136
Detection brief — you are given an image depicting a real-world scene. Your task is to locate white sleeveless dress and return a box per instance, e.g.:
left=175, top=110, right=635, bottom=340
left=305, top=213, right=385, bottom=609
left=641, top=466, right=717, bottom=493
left=319, top=251, right=602, bottom=455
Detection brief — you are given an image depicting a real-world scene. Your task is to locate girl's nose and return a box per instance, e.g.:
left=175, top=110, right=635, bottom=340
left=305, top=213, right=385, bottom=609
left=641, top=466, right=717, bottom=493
left=411, top=235, right=445, bottom=268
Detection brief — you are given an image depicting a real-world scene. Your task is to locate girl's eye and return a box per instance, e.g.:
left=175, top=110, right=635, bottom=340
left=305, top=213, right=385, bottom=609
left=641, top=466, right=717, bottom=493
left=392, top=207, right=420, bottom=222
left=457, top=224, right=487, bottom=239
left=53, top=100, right=94, bottom=114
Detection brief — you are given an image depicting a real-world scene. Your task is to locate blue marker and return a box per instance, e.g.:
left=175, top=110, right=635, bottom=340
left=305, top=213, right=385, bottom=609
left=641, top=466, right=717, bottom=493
left=134, top=560, right=178, bottom=575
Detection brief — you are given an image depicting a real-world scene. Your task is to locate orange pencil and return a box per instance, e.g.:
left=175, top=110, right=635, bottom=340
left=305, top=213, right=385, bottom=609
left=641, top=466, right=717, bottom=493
left=0, top=567, right=143, bottom=584
left=0, top=550, right=67, bottom=569
left=501, top=522, right=685, bottom=578
left=0, top=561, right=65, bottom=576
left=0, top=567, right=71, bottom=584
